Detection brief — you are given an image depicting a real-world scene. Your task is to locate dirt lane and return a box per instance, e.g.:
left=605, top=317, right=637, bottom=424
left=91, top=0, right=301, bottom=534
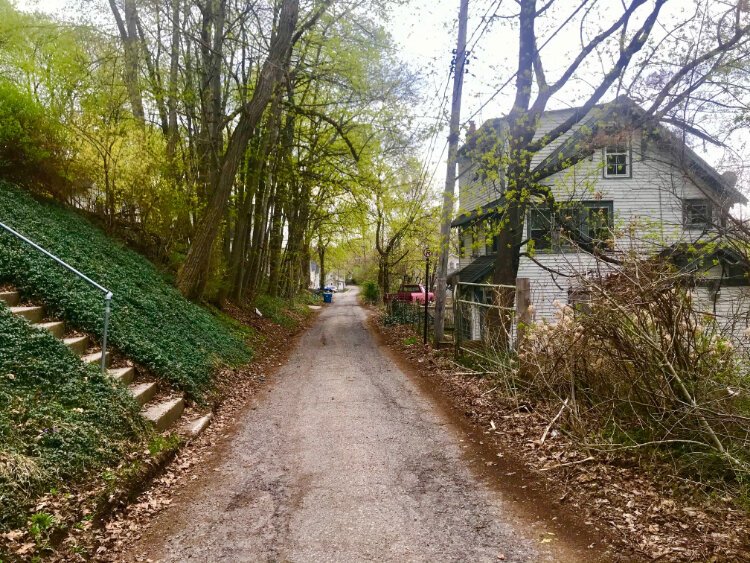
left=129, top=290, right=585, bottom=562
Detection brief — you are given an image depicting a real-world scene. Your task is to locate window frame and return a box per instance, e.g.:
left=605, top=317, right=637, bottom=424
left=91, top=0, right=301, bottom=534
left=527, top=200, right=614, bottom=253
left=490, top=233, right=501, bottom=253
left=528, top=207, right=555, bottom=251
left=602, top=144, right=632, bottom=179
left=683, top=198, right=712, bottom=230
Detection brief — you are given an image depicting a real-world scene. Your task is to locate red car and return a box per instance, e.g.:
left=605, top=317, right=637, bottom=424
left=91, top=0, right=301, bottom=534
left=393, top=284, right=434, bottom=304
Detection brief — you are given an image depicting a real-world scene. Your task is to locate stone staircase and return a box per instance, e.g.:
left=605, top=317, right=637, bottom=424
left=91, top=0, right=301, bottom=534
left=0, top=288, right=205, bottom=435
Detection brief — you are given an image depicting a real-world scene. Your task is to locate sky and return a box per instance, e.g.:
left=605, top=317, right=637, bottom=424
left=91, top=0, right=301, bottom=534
left=386, top=0, right=748, bottom=202
left=13, top=0, right=749, bottom=202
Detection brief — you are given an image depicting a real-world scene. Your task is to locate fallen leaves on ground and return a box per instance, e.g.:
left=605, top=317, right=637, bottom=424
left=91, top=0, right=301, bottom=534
left=378, top=319, right=750, bottom=563
left=1, top=305, right=317, bottom=562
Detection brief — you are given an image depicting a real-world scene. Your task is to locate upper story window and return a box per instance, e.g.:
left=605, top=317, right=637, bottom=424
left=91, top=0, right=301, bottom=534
left=684, top=198, right=712, bottom=229
left=603, top=145, right=630, bottom=178
left=528, top=201, right=614, bottom=252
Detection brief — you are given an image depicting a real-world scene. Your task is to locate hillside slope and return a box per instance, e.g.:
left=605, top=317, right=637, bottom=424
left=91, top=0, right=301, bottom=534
left=0, top=304, right=145, bottom=530
left=0, top=183, right=252, bottom=397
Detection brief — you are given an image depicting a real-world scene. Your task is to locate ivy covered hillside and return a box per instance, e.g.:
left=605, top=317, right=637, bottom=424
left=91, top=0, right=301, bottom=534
left=0, top=184, right=253, bottom=397
left=0, top=305, right=144, bottom=530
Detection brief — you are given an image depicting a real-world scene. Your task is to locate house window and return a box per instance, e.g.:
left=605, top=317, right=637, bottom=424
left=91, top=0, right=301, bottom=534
left=528, top=208, right=554, bottom=250
left=490, top=233, right=501, bottom=253
left=528, top=201, right=614, bottom=252
left=684, top=199, right=712, bottom=229
left=603, top=145, right=630, bottom=178
left=582, top=204, right=613, bottom=248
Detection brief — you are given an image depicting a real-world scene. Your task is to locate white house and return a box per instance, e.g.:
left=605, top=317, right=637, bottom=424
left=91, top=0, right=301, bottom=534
left=451, top=98, right=749, bottom=335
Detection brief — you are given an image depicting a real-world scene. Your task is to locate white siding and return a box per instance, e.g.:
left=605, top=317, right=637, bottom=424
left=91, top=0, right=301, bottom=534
left=693, top=286, right=750, bottom=346
left=457, top=110, right=737, bottom=323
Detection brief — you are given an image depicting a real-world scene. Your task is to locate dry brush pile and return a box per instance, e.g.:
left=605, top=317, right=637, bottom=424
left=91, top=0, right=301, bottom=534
left=515, top=260, right=750, bottom=490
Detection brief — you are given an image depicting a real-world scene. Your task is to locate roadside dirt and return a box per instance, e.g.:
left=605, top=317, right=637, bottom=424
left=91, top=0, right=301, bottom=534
left=375, top=319, right=750, bottom=562
left=117, top=289, right=601, bottom=562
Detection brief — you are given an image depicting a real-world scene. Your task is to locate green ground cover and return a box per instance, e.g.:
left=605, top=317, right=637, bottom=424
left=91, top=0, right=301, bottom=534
left=0, top=183, right=252, bottom=397
left=0, top=304, right=144, bottom=531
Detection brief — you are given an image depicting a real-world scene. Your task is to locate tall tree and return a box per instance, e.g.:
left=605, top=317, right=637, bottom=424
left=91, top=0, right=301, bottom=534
left=176, top=0, right=302, bottom=299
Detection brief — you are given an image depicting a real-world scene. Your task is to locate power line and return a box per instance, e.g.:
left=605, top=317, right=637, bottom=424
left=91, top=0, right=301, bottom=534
left=420, top=1, right=500, bottom=193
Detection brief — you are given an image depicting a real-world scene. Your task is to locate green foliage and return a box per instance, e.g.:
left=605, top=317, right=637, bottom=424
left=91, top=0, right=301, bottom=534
left=0, top=304, right=144, bottom=531
left=0, top=184, right=252, bottom=397
left=254, top=294, right=313, bottom=328
left=0, top=79, right=69, bottom=194
left=28, top=512, right=55, bottom=540
left=383, top=300, right=421, bottom=325
left=147, top=434, right=180, bottom=457
left=361, top=280, right=380, bottom=304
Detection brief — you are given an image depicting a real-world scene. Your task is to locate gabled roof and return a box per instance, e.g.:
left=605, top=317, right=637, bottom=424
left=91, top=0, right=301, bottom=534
left=460, top=97, right=746, bottom=216
left=450, top=254, right=496, bottom=284
left=532, top=97, right=746, bottom=204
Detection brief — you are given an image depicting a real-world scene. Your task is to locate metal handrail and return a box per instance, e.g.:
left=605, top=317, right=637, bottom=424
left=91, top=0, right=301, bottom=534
left=0, top=221, right=112, bottom=374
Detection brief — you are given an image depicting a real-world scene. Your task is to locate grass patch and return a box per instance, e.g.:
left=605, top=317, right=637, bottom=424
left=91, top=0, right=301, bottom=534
left=0, top=183, right=252, bottom=397
left=254, top=293, right=317, bottom=328
left=0, top=304, right=145, bottom=532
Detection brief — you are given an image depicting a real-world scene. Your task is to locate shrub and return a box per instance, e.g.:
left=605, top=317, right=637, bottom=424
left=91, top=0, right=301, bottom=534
left=361, top=280, right=380, bottom=304
left=517, top=260, right=750, bottom=482
left=0, top=80, right=70, bottom=196
left=0, top=184, right=252, bottom=397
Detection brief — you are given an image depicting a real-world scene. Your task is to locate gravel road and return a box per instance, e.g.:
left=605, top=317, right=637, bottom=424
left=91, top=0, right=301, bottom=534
left=131, top=289, right=584, bottom=562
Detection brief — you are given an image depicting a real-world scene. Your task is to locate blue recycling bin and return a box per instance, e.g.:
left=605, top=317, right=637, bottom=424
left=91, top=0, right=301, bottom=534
left=323, top=292, right=333, bottom=304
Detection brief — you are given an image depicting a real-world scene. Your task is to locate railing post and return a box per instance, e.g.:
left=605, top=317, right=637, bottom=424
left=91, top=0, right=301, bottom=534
left=101, top=292, right=112, bottom=374
left=454, top=280, right=461, bottom=359
left=515, top=277, right=531, bottom=350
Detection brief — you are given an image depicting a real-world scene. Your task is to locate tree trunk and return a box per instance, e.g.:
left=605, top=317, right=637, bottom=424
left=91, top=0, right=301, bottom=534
left=266, top=189, right=285, bottom=297
left=176, top=0, right=300, bottom=300
left=166, top=0, right=181, bottom=160
left=318, top=244, right=325, bottom=289
left=109, top=0, right=145, bottom=122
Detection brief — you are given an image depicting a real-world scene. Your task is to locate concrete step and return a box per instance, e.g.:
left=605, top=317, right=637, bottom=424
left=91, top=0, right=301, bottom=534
left=143, top=397, right=185, bottom=432
left=108, top=366, right=135, bottom=385
left=10, top=305, right=44, bottom=323
left=81, top=350, right=111, bottom=368
left=36, top=321, right=65, bottom=338
left=0, top=291, right=20, bottom=306
left=129, top=382, right=157, bottom=406
left=64, top=335, right=89, bottom=356
left=180, top=413, right=213, bottom=438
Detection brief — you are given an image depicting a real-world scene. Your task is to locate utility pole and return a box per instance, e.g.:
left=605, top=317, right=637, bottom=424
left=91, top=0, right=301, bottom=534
left=434, top=0, right=469, bottom=345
